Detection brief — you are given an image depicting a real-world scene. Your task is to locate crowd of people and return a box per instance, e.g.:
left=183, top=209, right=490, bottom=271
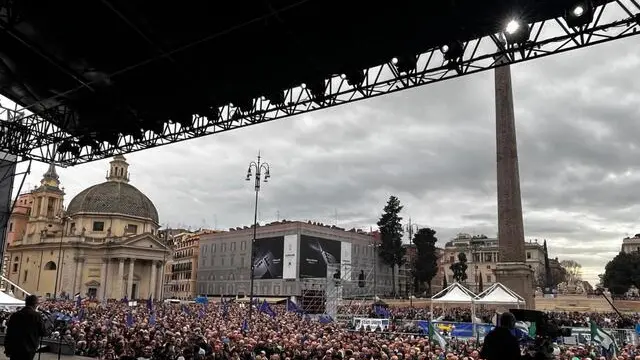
left=2, top=298, right=640, bottom=360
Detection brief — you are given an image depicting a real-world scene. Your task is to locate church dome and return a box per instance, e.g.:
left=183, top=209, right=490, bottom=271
left=66, top=155, right=159, bottom=223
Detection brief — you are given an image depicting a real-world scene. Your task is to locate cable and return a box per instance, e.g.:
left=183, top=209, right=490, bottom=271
left=18, top=0, right=314, bottom=113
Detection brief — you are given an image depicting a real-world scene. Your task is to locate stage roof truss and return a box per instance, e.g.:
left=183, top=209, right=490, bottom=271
left=1, top=0, right=639, bottom=165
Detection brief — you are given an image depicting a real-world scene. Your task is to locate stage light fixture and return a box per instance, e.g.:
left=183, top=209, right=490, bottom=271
left=504, top=19, right=530, bottom=45
left=342, top=69, right=365, bottom=87
left=441, top=41, right=464, bottom=61
left=393, top=55, right=417, bottom=74
left=265, top=90, right=285, bottom=106
left=304, top=78, right=327, bottom=104
left=234, top=98, right=254, bottom=113
left=565, top=2, right=594, bottom=27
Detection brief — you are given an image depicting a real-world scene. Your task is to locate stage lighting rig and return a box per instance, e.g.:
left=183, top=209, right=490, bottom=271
left=171, top=112, right=194, bottom=129
left=340, top=69, right=366, bottom=87
left=302, top=78, right=327, bottom=104
left=505, top=20, right=531, bottom=46
left=234, top=98, right=255, bottom=113
left=391, top=55, right=417, bottom=74
left=565, top=2, right=594, bottom=28
left=265, top=90, right=285, bottom=106
left=440, top=41, right=464, bottom=61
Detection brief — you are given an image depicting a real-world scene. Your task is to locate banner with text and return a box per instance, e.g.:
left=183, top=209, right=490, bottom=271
left=252, top=236, right=284, bottom=279
left=283, top=234, right=298, bottom=279
left=299, top=235, right=341, bottom=278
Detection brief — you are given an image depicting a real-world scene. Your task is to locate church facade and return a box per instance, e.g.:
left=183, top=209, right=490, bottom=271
left=4, top=155, right=170, bottom=300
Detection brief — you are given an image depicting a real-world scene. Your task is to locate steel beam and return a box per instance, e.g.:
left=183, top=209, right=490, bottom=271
left=4, top=0, right=640, bottom=166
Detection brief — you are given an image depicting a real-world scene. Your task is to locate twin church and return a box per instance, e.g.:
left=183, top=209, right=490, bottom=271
left=3, top=155, right=171, bottom=300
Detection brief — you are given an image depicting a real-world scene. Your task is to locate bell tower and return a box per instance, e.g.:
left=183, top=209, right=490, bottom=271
left=25, top=163, right=65, bottom=242
left=106, top=155, right=130, bottom=183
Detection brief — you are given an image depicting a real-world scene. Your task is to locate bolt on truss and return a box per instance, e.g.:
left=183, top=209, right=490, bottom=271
left=3, top=0, right=640, bottom=166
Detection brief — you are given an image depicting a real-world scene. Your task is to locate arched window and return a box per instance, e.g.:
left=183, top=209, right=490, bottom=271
left=44, top=261, right=57, bottom=271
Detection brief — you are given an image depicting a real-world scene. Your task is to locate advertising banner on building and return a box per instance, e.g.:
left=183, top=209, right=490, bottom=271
left=299, top=235, right=341, bottom=278
left=340, top=242, right=352, bottom=281
left=282, top=234, right=298, bottom=279
left=252, top=236, right=284, bottom=279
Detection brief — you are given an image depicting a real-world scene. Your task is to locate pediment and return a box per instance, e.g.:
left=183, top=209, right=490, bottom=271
left=85, top=280, right=100, bottom=287
left=121, top=234, right=169, bottom=251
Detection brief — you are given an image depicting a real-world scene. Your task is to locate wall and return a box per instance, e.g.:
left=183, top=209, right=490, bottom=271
left=67, top=215, right=157, bottom=238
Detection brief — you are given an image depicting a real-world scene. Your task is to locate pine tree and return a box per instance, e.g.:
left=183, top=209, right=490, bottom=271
left=412, top=227, right=439, bottom=295
left=376, top=195, right=406, bottom=296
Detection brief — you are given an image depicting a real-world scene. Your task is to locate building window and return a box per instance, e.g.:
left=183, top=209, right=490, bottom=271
left=44, top=261, right=56, bottom=271
left=8, top=222, right=12, bottom=232
left=526, top=252, right=531, bottom=259
left=486, top=274, right=492, bottom=282
left=12, top=263, right=17, bottom=273
left=241, top=241, right=246, bottom=251
left=231, top=242, right=236, bottom=252
left=92, top=222, right=105, bottom=232
left=23, top=270, right=28, bottom=282
left=127, top=224, right=138, bottom=234
left=222, top=243, right=227, bottom=252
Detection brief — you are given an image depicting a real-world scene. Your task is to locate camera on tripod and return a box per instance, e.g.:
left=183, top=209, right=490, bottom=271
left=510, top=309, right=571, bottom=360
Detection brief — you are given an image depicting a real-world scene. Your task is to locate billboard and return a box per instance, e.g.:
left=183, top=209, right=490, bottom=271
left=252, top=236, right=284, bottom=279
left=0, top=152, right=16, bottom=276
left=282, top=234, right=298, bottom=279
left=341, top=242, right=352, bottom=281
left=299, top=235, right=341, bottom=278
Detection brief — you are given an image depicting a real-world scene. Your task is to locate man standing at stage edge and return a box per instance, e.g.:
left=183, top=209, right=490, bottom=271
left=4, top=295, right=46, bottom=360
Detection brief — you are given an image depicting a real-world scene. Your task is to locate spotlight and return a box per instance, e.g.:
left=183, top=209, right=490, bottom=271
left=565, top=1, right=594, bottom=28
left=304, top=78, right=326, bottom=104
left=393, top=55, right=417, bottom=74
left=504, top=19, right=530, bottom=45
left=342, top=69, right=365, bottom=87
left=265, top=90, right=285, bottom=106
left=233, top=98, right=254, bottom=113
left=440, top=41, right=463, bottom=61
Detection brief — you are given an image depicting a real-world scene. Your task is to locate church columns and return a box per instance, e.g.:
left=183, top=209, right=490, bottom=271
left=156, top=261, right=164, bottom=300
left=73, top=257, right=84, bottom=296
left=117, top=258, right=125, bottom=299
left=149, top=261, right=157, bottom=299
left=99, top=258, right=108, bottom=300
left=128, top=258, right=135, bottom=299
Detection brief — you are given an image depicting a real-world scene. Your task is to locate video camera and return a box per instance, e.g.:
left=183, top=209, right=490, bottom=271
left=510, top=309, right=571, bottom=360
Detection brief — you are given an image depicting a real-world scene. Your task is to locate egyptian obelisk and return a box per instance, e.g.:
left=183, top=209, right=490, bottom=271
left=494, top=58, right=535, bottom=308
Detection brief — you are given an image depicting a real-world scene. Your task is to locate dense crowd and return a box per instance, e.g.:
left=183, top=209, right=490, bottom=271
left=5, top=299, right=640, bottom=360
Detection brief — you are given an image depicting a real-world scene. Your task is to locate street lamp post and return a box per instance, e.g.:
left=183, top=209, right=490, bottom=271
left=245, top=152, right=271, bottom=328
left=53, top=215, right=71, bottom=301
left=404, top=218, right=419, bottom=296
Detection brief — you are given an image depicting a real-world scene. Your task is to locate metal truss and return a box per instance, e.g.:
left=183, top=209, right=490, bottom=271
left=3, top=0, right=640, bottom=166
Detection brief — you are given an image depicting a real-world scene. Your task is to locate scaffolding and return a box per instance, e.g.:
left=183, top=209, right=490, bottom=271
left=299, top=278, right=326, bottom=314
left=337, top=255, right=378, bottom=319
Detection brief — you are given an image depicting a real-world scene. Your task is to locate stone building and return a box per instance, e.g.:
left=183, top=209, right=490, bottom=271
left=621, top=234, right=640, bottom=254
left=164, top=230, right=218, bottom=299
left=442, top=233, right=546, bottom=293
left=196, top=220, right=399, bottom=297
left=5, top=156, right=170, bottom=300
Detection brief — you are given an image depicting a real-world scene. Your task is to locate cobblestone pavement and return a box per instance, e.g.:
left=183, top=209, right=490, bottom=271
left=0, top=347, right=88, bottom=360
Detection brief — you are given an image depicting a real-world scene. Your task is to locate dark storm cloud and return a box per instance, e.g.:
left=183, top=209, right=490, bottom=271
left=14, top=36, right=640, bottom=284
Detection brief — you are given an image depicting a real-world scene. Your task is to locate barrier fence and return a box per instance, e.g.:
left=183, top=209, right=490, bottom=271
left=393, top=320, right=638, bottom=346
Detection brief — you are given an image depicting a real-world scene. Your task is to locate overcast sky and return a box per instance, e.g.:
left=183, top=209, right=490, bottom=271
left=8, top=36, right=640, bottom=286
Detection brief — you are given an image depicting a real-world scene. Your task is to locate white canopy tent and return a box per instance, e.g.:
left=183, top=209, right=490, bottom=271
left=430, top=282, right=477, bottom=321
left=474, top=283, right=525, bottom=307
left=0, top=291, right=24, bottom=311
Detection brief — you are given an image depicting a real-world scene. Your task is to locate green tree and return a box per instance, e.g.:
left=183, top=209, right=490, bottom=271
left=449, top=252, right=468, bottom=283
left=377, top=195, right=406, bottom=296
left=411, top=228, right=439, bottom=295
left=603, top=252, right=640, bottom=295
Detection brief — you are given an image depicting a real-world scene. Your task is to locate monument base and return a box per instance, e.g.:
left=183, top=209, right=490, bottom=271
left=494, top=262, right=535, bottom=309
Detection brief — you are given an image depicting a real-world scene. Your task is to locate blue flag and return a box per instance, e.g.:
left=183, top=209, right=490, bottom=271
left=75, top=295, right=82, bottom=308
left=146, top=296, right=153, bottom=311
left=198, top=309, right=205, bottom=319
left=125, top=312, right=134, bottom=328
left=149, top=312, right=156, bottom=326
left=286, top=299, right=302, bottom=313
left=181, top=304, right=191, bottom=315
left=241, top=319, right=249, bottom=332
left=222, top=300, right=229, bottom=318
left=319, top=314, right=333, bottom=324
left=373, top=305, right=390, bottom=318
left=259, top=300, right=276, bottom=317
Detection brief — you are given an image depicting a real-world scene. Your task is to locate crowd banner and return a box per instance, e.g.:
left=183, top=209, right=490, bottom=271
left=352, top=318, right=390, bottom=332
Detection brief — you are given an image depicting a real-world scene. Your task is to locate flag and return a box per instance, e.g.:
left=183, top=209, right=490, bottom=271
left=319, top=314, right=333, bottom=324
left=373, top=305, right=390, bottom=318
left=77, top=308, right=85, bottom=321
left=198, top=309, right=205, bottom=319
left=149, top=312, right=156, bottom=326
left=146, top=296, right=153, bottom=311
left=286, top=299, right=302, bottom=313
left=590, top=321, right=617, bottom=357
left=125, top=312, right=134, bottom=328
left=258, top=300, right=276, bottom=317
left=181, top=304, right=191, bottom=315
left=241, top=319, right=249, bottom=332
left=429, top=322, right=447, bottom=350
left=222, top=300, right=229, bottom=318
left=75, top=294, right=82, bottom=308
